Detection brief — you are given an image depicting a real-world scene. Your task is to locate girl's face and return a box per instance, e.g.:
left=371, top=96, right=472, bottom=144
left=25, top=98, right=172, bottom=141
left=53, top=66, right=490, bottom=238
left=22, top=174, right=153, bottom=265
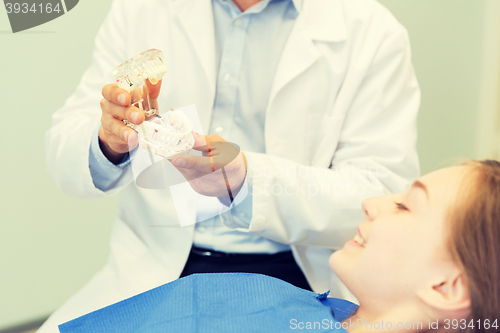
left=329, top=166, right=471, bottom=308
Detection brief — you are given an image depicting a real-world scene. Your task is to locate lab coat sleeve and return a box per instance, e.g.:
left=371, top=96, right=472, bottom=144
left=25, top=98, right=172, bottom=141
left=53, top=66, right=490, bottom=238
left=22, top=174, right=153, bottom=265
left=45, top=0, right=133, bottom=198
left=221, top=27, right=420, bottom=249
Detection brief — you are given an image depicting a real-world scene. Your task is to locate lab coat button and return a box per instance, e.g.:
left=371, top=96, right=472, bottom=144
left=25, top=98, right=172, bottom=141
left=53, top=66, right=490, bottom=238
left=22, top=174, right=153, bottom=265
left=224, top=73, right=232, bottom=82
left=198, top=226, right=206, bottom=233
left=234, top=19, right=243, bottom=26
left=253, top=215, right=266, bottom=229
left=215, top=127, right=224, bottom=134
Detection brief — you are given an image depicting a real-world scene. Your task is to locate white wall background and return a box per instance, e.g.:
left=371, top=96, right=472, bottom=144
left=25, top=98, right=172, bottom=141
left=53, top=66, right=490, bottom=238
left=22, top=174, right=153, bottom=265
left=0, top=0, right=498, bottom=329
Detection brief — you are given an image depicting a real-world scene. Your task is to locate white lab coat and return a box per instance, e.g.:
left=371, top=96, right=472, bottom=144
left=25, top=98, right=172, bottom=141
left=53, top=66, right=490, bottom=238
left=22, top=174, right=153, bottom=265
left=41, top=0, right=420, bottom=330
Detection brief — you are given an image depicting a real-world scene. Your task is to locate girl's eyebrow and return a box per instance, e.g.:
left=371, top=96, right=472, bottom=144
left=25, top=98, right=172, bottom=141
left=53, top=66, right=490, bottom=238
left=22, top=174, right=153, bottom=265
left=411, top=180, right=429, bottom=200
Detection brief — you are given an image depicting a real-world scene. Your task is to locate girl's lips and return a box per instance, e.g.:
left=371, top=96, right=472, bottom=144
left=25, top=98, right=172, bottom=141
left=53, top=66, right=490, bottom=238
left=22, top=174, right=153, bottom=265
left=346, top=239, right=364, bottom=248
left=351, top=226, right=367, bottom=247
left=345, top=226, right=367, bottom=248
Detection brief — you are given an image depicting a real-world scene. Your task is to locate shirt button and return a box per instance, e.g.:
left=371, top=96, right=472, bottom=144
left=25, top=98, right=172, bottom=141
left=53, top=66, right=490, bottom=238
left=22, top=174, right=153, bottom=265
left=224, top=73, right=232, bottom=82
left=215, top=127, right=224, bottom=134
left=253, top=215, right=266, bottom=230
left=198, top=226, right=206, bottom=233
left=234, top=19, right=243, bottom=26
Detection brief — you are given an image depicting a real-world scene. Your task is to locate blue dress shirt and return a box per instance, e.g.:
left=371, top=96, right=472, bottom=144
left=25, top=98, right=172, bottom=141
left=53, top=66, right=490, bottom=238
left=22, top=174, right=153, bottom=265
left=89, top=0, right=301, bottom=253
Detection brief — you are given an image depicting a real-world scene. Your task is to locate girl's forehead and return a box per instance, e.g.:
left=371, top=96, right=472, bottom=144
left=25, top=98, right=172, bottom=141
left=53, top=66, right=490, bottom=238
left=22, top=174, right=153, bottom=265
left=420, top=166, right=472, bottom=193
left=416, top=166, right=473, bottom=215
left=419, top=166, right=473, bottom=220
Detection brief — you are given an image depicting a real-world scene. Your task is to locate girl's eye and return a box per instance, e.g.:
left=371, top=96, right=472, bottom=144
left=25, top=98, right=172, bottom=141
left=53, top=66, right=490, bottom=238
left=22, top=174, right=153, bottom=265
left=395, top=202, right=409, bottom=212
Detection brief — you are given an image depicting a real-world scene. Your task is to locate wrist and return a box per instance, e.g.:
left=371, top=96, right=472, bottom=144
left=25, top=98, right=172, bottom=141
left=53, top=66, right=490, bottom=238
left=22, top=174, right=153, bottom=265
left=98, top=128, right=126, bottom=165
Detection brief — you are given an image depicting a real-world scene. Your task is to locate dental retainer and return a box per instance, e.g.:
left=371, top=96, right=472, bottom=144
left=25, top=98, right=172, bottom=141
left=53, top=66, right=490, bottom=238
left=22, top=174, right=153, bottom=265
left=137, top=109, right=195, bottom=159
left=113, top=49, right=195, bottom=159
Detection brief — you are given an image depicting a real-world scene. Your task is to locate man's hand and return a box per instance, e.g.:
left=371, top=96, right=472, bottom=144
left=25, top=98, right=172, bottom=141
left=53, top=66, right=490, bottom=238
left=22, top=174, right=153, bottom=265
left=170, top=133, right=247, bottom=199
left=98, top=80, right=162, bottom=164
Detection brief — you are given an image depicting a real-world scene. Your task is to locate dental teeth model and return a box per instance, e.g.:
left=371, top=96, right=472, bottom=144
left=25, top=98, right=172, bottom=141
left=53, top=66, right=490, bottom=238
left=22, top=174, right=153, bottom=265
left=113, top=49, right=194, bottom=158
left=113, top=49, right=168, bottom=127
left=137, top=109, right=195, bottom=159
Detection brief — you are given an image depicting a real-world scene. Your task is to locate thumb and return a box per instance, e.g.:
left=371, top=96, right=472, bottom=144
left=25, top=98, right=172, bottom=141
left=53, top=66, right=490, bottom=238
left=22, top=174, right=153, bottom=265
left=192, top=133, right=227, bottom=152
left=192, top=132, right=207, bottom=149
left=171, top=154, right=213, bottom=173
left=145, top=78, right=162, bottom=99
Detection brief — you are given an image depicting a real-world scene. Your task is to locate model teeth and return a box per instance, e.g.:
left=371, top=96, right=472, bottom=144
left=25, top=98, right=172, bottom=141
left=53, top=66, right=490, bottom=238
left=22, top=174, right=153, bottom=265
left=138, top=110, right=194, bottom=158
left=353, top=234, right=365, bottom=246
left=114, top=50, right=191, bottom=159
left=113, top=49, right=168, bottom=92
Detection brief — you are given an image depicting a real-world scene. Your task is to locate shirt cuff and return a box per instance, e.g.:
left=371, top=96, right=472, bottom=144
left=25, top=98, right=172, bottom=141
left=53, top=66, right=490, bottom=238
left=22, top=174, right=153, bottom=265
left=219, top=153, right=253, bottom=229
left=89, top=122, right=131, bottom=191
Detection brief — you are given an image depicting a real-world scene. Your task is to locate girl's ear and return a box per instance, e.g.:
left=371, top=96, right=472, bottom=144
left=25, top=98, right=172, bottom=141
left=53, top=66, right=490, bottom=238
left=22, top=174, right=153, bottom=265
left=416, top=271, right=470, bottom=312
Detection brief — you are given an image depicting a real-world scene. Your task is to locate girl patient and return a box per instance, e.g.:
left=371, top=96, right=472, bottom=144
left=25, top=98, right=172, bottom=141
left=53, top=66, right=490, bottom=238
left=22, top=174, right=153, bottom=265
left=329, top=159, right=500, bottom=332
left=59, top=160, right=500, bottom=333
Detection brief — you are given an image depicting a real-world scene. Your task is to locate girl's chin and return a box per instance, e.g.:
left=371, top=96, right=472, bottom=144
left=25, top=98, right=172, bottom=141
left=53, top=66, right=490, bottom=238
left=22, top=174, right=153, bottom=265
left=328, top=251, right=343, bottom=272
left=328, top=245, right=359, bottom=275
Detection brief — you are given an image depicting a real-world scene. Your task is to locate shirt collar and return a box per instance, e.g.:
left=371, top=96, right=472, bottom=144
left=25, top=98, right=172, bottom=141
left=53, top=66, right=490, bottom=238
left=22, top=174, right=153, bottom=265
left=218, top=0, right=303, bottom=13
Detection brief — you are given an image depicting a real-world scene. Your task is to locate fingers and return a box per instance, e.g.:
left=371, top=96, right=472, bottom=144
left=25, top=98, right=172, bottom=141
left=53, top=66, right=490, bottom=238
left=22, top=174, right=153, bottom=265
left=171, top=141, right=241, bottom=173
left=192, top=132, right=207, bottom=149
left=101, top=112, right=129, bottom=140
left=141, top=82, right=160, bottom=119
left=145, top=79, right=161, bottom=115
left=171, top=154, right=213, bottom=173
left=101, top=112, right=137, bottom=145
left=206, top=135, right=227, bottom=143
left=102, top=83, right=131, bottom=106
left=193, top=134, right=227, bottom=151
left=100, top=113, right=138, bottom=153
left=100, top=98, right=145, bottom=125
left=99, top=81, right=154, bottom=156
left=146, top=79, right=162, bottom=99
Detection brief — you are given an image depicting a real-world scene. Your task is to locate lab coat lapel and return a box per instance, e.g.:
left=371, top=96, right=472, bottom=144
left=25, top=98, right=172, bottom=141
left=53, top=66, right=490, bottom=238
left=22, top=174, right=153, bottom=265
left=267, top=0, right=347, bottom=115
left=173, top=0, right=217, bottom=109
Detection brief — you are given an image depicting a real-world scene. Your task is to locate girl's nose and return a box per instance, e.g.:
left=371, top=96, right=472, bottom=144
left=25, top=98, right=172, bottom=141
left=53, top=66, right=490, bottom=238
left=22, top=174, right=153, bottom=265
left=361, top=197, right=379, bottom=221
